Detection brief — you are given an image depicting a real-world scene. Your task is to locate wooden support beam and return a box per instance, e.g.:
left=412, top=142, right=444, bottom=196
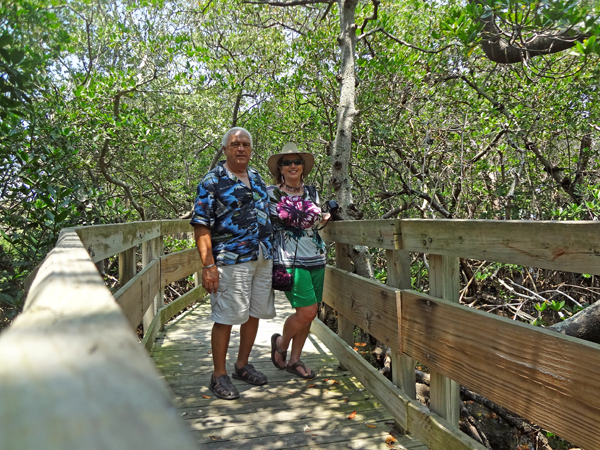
left=118, top=247, right=136, bottom=287
left=386, top=249, right=416, bottom=416
left=428, top=254, right=461, bottom=427
left=142, top=237, right=164, bottom=332
left=335, top=243, right=354, bottom=370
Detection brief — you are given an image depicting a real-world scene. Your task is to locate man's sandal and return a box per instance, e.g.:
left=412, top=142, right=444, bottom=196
left=209, top=374, right=240, bottom=400
left=286, top=360, right=316, bottom=380
left=232, top=363, right=268, bottom=386
left=270, top=333, right=287, bottom=370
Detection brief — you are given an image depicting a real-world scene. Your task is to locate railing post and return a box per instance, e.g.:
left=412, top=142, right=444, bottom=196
left=386, top=249, right=416, bottom=401
left=335, top=243, right=354, bottom=362
left=142, top=237, right=164, bottom=332
left=118, top=248, right=136, bottom=286
left=429, top=254, right=461, bottom=427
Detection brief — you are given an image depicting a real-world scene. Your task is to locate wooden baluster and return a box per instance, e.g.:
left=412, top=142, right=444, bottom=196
left=142, top=237, right=164, bottom=332
left=335, top=242, right=354, bottom=369
left=386, top=249, right=416, bottom=397
left=118, top=247, right=136, bottom=287
left=386, top=249, right=415, bottom=434
left=429, top=254, right=461, bottom=426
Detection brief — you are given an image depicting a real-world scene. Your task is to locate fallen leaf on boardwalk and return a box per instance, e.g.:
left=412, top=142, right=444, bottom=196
left=385, top=435, right=397, bottom=444
left=347, top=411, right=357, bottom=419
left=343, top=397, right=349, bottom=403
left=207, top=351, right=212, bottom=355
left=324, top=378, right=329, bottom=381
left=311, top=434, right=318, bottom=437
left=331, top=380, right=340, bottom=384
left=366, top=424, right=377, bottom=428
left=354, top=342, right=367, bottom=347
left=209, top=436, right=221, bottom=441
left=307, top=384, right=316, bottom=388
left=353, top=347, right=359, bottom=351
left=202, top=395, right=210, bottom=399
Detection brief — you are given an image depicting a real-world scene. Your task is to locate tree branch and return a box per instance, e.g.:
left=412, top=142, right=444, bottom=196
left=359, top=27, right=460, bottom=53
left=473, top=0, right=590, bottom=64
left=243, top=0, right=333, bottom=6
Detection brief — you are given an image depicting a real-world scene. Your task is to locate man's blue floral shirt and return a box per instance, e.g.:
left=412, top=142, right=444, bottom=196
left=190, top=161, right=273, bottom=265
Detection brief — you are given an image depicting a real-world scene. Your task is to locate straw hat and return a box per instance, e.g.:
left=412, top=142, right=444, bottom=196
left=267, top=143, right=315, bottom=180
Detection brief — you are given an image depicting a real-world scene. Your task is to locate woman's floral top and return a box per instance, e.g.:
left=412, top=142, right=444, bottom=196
left=267, top=185, right=326, bottom=269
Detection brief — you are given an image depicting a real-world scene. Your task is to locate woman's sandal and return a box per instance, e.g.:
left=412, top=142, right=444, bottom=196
left=209, top=374, right=240, bottom=400
left=270, top=333, right=287, bottom=370
left=286, top=360, right=316, bottom=380
left=232, top=363, right=267, bottom=386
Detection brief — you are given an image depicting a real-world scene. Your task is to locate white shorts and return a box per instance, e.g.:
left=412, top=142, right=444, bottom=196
left=211, top=248, right=275, bottom=325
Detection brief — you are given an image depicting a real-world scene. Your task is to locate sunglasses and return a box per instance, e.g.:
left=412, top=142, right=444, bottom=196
left=279, top=159, right=304, bottom=167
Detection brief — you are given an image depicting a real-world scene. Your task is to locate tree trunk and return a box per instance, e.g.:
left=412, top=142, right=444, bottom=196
left=332, top=0, right=373, bottom=278
left=548, top=300, right=600, bottom=345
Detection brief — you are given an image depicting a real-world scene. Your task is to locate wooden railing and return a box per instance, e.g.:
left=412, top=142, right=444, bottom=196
left=3, top=218, right=599, bottom=450
left=311, top=219, right=600, bottom=450
left=0, top=220, right=203, bottom=450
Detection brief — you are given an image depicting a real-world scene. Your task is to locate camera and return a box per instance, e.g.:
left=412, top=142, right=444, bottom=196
left=323, top=200, right=339, bottom=221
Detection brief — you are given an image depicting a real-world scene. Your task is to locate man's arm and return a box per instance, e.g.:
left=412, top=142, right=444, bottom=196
left=194, top=224, right=219, bottom=294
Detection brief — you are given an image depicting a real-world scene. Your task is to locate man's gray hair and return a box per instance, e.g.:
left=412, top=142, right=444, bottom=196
left=221, top=127, right=253, bottom=148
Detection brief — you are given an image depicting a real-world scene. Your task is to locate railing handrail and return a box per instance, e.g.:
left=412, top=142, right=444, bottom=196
left=320, top=218, right=600, bottom=275
left=0, top=220, right=200, bottom=450
left=320, top=219, right=600, bottom=450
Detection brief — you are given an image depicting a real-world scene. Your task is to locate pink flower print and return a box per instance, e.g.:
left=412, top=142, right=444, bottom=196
left=277, top=195, right=321, bottom=229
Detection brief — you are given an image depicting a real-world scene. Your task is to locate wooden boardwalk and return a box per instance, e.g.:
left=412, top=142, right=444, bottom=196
left=151, top=293, right=428, bottom=450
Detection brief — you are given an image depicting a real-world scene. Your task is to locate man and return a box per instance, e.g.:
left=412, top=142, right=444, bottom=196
left=191, top=127, right=274, bottom=400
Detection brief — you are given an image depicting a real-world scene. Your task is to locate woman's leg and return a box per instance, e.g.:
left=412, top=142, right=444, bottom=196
left=277, top=304, right=317, bottom=377
left=273, top=304, right=316, bottom=368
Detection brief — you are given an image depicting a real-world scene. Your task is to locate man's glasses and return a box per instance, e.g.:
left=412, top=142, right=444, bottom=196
left=279, top=159, right=304, bottom=167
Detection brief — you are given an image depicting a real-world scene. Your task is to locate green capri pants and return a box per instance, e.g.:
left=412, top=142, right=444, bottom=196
left=285, top=267, right=325, bottom=308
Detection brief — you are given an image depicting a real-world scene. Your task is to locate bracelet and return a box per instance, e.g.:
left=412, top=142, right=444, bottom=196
left=202, top=264, right=216, bottom=270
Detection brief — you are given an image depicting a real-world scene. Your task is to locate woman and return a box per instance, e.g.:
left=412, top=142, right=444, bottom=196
left=267, top=143, right=330, bottom=379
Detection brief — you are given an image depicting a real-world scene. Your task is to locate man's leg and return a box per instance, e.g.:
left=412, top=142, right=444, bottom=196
left=212, top=322, right=232, bottom=377
left=236, top=315, right=259, bottom=369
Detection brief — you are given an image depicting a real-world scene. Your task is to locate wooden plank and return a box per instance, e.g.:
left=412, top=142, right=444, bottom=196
left=386, top=249, right=416, bottom=407
left=320, top=219, right=399, bottom=249
left=118, top=247, right=136, bottom=286
left=75, top=221, right=161, bottom=263
left=161, top=219, right=194, bottom=236
left=142, top=285, right=206, bottom=353
left=336, top=243, right=354, bottom=349
left=142, top=237, right=164, bottom=331
left=160, top=248, right=202, bottom=288
left=310, top=318, right=485, bottom=450
left=0, top=229, right=197, bottom=450
left=399, top=219, right=600, bottom=275
left=401, top=289, right=600, bottom=450
left=428, top=254, right=461, bottom=427
left=114, top=259, right=160, bottom=329
left=323, top=266, right=400, bottom=350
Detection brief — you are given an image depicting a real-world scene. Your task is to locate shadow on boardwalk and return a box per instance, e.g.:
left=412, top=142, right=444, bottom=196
left=151, top=293, right=428, bottom=450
